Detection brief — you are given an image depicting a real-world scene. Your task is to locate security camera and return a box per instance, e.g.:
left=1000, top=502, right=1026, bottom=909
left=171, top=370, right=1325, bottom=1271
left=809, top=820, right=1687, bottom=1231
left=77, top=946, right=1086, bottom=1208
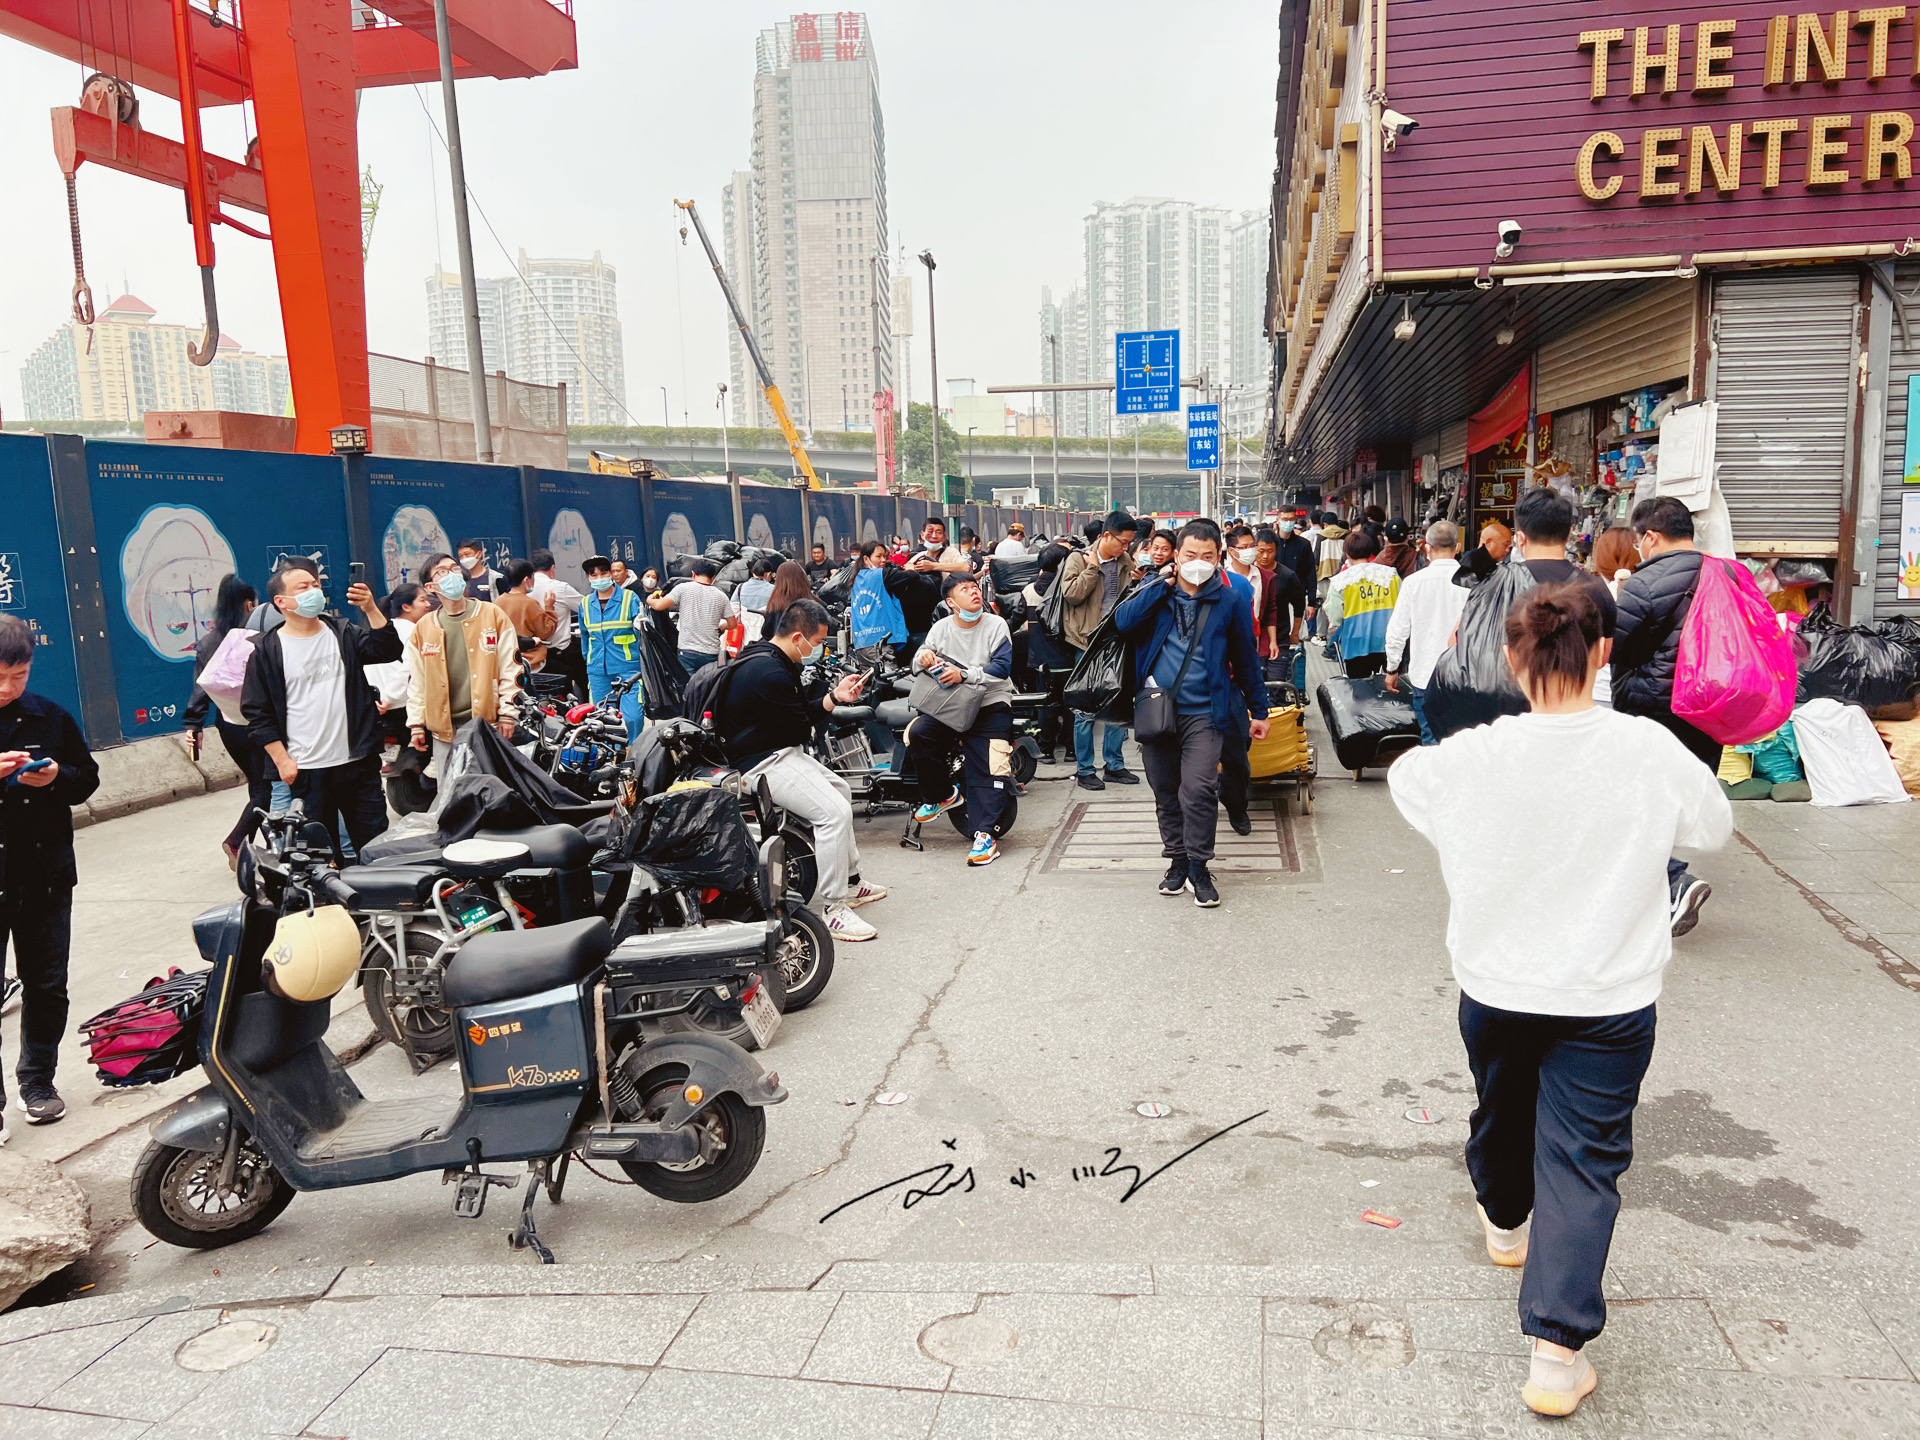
left=1494, top=219, right=1523, bottom=259
left=1380, top=108, right=1418, bottom=152
left=1392, top=300, right=1417, bottom=342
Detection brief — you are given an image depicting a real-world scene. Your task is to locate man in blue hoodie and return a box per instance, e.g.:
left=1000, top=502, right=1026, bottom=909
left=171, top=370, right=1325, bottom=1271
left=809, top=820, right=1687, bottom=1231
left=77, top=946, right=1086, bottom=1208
left=1114, top=521, right=1271, bottom=909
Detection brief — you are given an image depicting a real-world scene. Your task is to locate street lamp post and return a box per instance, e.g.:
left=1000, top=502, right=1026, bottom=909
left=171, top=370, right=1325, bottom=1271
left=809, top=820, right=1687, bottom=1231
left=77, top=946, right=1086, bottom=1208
left=1046, top=332, right=1060, bottom=507
left=842, top=383, right=849, bottom=432
left=919, top=251, right=938, bottom=496
left=659, top=386, right=669, bottom=429
left=433, top=0, right=492, bottom=463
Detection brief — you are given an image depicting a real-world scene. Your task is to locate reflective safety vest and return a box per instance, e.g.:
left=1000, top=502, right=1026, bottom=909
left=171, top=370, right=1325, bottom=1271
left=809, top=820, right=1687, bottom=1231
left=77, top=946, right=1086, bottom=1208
left=582, top=586, right=641, bottom=665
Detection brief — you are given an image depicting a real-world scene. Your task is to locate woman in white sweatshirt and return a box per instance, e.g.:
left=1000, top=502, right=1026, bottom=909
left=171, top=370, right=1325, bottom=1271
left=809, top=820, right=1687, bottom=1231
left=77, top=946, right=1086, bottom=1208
left=1388, top=583, right=1731, bottom=1418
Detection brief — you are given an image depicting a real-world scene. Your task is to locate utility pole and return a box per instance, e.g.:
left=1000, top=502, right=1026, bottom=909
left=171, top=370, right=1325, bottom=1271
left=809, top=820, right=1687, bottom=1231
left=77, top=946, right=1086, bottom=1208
left=1105, top=392, right=1113, bottom=513
left=718, top=382, right=729, bottom=475
left=919, top=251, right=938, bottom=496
left=1047, top=331, right=1060, bottom=507
left=433, top=0, right=492, bottom=462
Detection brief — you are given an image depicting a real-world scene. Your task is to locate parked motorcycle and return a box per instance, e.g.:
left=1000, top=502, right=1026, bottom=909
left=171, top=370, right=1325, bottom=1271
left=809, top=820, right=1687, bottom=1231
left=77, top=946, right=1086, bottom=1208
left=132, top=807, right=786, bottom=1262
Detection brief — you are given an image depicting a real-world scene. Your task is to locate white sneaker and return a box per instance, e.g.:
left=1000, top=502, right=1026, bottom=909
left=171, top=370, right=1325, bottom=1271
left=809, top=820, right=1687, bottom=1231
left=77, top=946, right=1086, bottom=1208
left=0, top=1112, right=9, bottom=1147
left=846, top=880, right=889, bottom=909
left=825, top=904, right=878, bottom=942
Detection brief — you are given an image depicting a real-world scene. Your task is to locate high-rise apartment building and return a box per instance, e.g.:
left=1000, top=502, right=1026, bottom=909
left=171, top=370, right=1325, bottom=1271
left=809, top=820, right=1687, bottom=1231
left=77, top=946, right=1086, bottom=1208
left=423, top=253, right=625, bottom=427
left=1226, top=209, right=1273, bottom=438
left=1039, top=284, right=1093, bottom=438
left=733, top=12, right=891, bottom=437
left=19, top=294, right=288, bottom=422
left=1081, top=197, right=1230, bottom=430
left=721, top=170, right=769, bottom=429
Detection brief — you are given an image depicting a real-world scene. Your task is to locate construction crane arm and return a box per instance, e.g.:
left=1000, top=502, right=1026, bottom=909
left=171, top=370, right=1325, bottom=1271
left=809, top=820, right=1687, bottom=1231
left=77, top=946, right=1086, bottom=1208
left=675, top=198, right=819, bottom=491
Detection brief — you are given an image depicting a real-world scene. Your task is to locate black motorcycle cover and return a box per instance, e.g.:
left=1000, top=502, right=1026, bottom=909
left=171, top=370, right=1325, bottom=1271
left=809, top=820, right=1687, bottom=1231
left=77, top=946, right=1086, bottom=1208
left=1315, top=676, right=1422, bottom=772
left=1062, top=610, right=1132, bottom=721
left=614, top=784, right=760, bottom=896
left=1423, top=561, right=1537, bottom=740
left=1795, top=611, right=1920, bottom=713
left=640, top=610, right=688, bottom=721
left=459, top=718, right=611, bottom=827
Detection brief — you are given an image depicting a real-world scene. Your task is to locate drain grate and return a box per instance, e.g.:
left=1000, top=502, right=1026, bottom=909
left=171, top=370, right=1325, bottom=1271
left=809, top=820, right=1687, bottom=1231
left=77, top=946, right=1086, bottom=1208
left=1039, top=799, right=1302, bottom=874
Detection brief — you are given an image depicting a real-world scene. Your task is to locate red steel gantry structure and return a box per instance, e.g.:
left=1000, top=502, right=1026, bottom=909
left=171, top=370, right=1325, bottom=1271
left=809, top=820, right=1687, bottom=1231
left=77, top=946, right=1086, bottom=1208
left=1, top=0, right=577, bottom=453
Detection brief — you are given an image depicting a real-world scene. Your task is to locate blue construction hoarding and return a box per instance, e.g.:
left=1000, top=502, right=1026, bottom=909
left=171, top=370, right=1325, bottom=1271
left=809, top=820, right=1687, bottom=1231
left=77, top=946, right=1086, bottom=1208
left=0, top=434, right=83, bottom=729
left=367, top=457, right=525, bottom=592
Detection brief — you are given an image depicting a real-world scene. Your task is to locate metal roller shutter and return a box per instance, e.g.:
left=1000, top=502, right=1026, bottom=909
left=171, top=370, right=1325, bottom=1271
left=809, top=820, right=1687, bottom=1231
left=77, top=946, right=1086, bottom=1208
left=1536, top=280, right=1695, bottom=415
left=1873, top=259, right=1920, bottom=616
left=1710, top=271, right=1861, bottom=555
left=1436, top=421, right=1467, bottom=473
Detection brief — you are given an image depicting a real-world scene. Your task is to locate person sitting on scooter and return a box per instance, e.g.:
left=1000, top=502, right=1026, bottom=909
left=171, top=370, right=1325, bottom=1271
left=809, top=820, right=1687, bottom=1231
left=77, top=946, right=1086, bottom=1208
left=908, top=574, right=1015, bottom=869
left=710, top=598, right=889, bottom=944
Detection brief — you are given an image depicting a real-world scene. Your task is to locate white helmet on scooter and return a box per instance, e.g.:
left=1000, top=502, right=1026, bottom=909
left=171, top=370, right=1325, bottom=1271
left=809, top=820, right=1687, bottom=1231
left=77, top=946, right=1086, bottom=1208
left=264, top=904, right=361, bottom=1003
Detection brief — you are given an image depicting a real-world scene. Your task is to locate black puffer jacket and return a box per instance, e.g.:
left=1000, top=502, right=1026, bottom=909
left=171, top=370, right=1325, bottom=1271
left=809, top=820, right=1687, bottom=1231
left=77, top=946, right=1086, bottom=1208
left=1611, top=548, right=1703, bottom=718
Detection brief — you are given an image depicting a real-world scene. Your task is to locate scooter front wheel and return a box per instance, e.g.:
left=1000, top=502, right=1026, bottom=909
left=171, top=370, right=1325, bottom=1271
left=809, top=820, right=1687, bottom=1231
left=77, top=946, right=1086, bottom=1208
left=132, top=1139, right=295, bottom=1250
left=618, top=1067, right=766, bottom=1202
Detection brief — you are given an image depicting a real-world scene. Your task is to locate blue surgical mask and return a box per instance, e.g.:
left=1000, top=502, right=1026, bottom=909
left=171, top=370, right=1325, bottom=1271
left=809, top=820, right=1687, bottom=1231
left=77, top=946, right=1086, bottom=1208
left=293, top=587, right=328, bottom=618
left=954, top=602, right=983, bottom=624
left=437, top=571, right=468, bottom=600
left=589, top=575, right=614, bottom=592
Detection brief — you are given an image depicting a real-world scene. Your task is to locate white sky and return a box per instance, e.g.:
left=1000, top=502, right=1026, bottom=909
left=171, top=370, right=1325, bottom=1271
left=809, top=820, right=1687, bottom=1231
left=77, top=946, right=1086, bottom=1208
left=0, top=1, right=1279, bottom=425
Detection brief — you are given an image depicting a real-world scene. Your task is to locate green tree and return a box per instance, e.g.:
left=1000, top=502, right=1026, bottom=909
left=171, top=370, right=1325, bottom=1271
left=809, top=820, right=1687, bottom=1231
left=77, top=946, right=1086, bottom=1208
left=1130, top=420, right=1185, bottom=443
left=897, top=402, right=968, bottom=493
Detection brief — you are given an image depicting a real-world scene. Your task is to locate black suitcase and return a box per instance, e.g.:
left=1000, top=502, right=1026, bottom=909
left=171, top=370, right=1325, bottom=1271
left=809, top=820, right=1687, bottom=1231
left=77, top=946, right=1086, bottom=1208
left=1315, top=676, right=1422, bottom=774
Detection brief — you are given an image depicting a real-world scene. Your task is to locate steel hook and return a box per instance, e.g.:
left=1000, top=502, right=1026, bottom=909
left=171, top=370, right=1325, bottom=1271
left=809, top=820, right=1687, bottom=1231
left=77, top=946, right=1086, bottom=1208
left=186, top=265, right=219, bottom=366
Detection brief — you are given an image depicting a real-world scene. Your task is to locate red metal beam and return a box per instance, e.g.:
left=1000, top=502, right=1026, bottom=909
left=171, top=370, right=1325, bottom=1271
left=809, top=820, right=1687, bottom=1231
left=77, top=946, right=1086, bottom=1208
left=0, top=0, right=246, bottom=103
left=358, top=0, right=575, bottom=81
left=245, top=0, right=369, bottom=452
left=52, top=105, right=269, bottom=213
left=351, top=22, right=483, bottom=88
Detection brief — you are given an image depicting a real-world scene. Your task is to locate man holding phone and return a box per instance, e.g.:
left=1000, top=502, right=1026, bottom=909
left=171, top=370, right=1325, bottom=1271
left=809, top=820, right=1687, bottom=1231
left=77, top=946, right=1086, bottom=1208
left=0, top=614, right=102, bottom=1132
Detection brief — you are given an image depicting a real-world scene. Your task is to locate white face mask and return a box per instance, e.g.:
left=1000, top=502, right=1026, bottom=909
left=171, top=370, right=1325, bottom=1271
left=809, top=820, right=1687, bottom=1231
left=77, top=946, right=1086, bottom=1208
left=1179, top=559, right=1216, bottom=585
left=1235, top=547, right=1256, bottom=565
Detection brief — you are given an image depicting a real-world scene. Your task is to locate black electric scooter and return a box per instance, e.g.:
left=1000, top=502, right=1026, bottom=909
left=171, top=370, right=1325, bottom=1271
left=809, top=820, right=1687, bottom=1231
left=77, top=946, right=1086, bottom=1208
left=133, top=809, right=787, bottom=1262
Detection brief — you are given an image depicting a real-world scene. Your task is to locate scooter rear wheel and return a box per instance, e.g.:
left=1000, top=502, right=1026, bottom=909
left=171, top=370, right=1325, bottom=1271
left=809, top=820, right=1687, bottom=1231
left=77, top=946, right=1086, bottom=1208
left=363, top=926, right=456, bottom=1063
left=775, top=906, right=835, bottom=1011
left=618, top=1067, right=766, bottom=1202
left=132, top=1139, right=295, bottom=1250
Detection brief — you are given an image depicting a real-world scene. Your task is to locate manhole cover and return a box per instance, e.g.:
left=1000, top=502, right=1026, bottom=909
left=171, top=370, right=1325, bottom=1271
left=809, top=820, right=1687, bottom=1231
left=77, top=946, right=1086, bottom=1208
left=1312, top=1304, right=1415, bottom=1372
left=1041, top=800, right=1303, bottom=874
left=920, top=1311, right=1018, bottom=1367
left=175, top=1319, right=278, bottom=1372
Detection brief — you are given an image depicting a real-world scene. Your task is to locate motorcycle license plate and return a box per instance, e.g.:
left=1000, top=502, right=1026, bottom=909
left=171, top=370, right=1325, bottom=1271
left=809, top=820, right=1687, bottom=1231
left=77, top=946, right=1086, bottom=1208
left=741, top=981, right=781, bottom=1049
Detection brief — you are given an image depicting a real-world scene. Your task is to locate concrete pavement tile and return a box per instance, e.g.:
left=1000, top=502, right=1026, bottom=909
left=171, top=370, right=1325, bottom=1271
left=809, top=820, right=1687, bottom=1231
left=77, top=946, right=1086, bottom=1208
left=1261, top=1333, right=1469, bottom=1437
left=1404, top=1299, right=1528, bottom=1356
left=945, top=1295, right=1119, bottom=1407
left=1587, top=1298, right=1742, bottom=1372
left=1870, top=933, right=1920, bottom=964
left=660, top=1290, right=841, bottom=1378
left=0, top=1321, right=146, bottom=1408
left=0, top=1407, right=148, bottom=1439
left=172, top=1297, right=436, bottom=1436
left=823, top=1261, right=1153, bottom=1294
left=1861, top=1299, right=1920, bottom=1377
left=611, top=1368, right=938, bottom=1439
left=40, top=1312, right=219, bottom=1423
left=1797, top=1377, right=1920, bottom=1439
left=1102, top=1296, right=1264, bottom=1419
left=1439, top=1347, right=1649, bottom=1434
left=1869, top=880, right=1920, bottom=907
left=1153, top=1262, right=1520, bottom=1300
left=799, top=1290, right=970, bottom=1391
left=1264, top=1299, right=1354, bottom=1339
left=323, top=1259, right=830, bottom=1298
left=1711, top=1297, right=1913, bottom=1379
left=309, top=1346, right=646, bottom=1440
left=1822, top=891, right=1920, bottom=933
left=408, top=1294, right=698, bottom=1367
left=1628, top=1367, right=1825, bottom=1438
left=0, top=1292, right=204, bottom=1345
left=928, top=1392, right=1260, bottom=1439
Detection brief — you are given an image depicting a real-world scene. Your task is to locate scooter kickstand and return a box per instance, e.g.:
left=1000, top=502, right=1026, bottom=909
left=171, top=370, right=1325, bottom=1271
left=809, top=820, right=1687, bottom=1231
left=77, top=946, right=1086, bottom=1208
left=900, top=815, right=924, bottom=851
left=508, top=1160, right=557, bottom=1264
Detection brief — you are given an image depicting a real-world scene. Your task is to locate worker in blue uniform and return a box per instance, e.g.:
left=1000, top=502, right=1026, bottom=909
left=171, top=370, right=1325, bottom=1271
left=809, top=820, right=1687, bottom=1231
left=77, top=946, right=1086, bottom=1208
left=580, top=553, right=645, bottom=736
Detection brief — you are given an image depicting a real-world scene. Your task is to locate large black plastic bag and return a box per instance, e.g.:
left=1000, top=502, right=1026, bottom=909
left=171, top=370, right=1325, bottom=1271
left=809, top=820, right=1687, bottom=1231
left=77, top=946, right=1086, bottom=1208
left=1315, top=676, right=1422, bottom=772
left=1062, top=610, right=1132, bottom=721
left=1795, top=611, right=1920, bottom=712
left=817, top=558, right=859, bottom=607
left=615, top=784, right=758, bottom=895
left=989, top=554, right=1040, bottom=598
left=640, top=609, right=687, bottom=720
left=1423, top=561, right=1538, bottom=740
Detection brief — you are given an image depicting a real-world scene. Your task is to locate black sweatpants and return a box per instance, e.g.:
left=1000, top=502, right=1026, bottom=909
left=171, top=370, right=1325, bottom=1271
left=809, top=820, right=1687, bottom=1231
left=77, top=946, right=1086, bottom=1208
left=1459, top=994, right=1657, bottom=1350
left=1138, top=712, right=1224, bottom=865
left=906, top=705, right=1012, bottom=835
left=1219, top=723, right=1251, bottom=821
left=291, top=754, right=389, bottom=857
left=2, top=894, right=73, bottom=1090
left=548, top=639, right=589, bottom=701
left=214, top=719, right=274, bottom=853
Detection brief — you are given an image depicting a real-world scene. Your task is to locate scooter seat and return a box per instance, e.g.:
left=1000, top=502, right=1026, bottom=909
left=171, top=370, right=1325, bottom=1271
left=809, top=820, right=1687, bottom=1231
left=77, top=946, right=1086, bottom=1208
left=473, top=823, right=597, bottom=870
left=875, top=698, right=914, bottom=729
left=442, top=837, right=532, bottom=880
left=338, top=865, right=441, bottom=913
left=829, top=704, right=874, bottom=723
left=444, top=916, right=614, bottom=1008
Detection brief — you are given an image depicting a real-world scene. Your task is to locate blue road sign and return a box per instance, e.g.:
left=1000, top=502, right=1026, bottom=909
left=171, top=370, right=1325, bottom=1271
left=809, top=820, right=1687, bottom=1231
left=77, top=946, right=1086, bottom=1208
left=1115, top=329, right=1179, bottom=414
left=1187, top=403, right=1220, bottom=470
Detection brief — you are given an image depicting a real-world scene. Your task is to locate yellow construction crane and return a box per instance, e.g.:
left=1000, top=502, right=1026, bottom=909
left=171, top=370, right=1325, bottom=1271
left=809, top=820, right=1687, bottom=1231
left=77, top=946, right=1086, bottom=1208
left=675, top=198, right=820, bottom=490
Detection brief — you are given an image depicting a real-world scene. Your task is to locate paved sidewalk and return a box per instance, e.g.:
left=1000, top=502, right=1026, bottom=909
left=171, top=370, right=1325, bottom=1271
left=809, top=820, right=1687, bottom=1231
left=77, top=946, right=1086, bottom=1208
left=1, top=1256, right=1916, bottom=1438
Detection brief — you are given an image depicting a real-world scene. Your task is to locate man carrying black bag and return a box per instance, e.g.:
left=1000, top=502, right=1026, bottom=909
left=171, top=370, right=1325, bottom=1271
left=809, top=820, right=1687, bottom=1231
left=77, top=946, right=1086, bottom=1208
left=1114, top=522, right=1269, bottom=909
